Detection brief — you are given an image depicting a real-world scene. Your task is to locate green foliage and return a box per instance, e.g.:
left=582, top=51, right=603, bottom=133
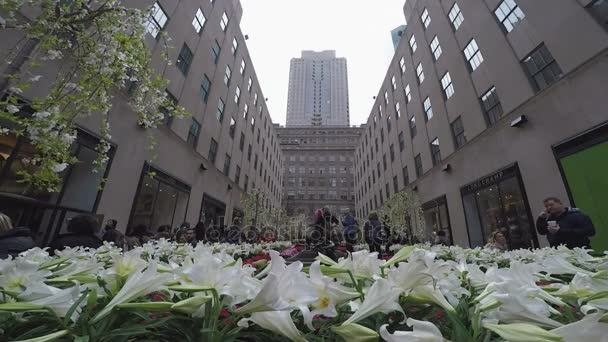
left=0, top=0, right=187, bottom=192
left=378, top=190, right=425, bottom=240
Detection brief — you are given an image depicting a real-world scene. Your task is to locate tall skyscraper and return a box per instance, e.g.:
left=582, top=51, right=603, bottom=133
left=286, top=50, right=349, bottom=126
left=390, top=25, right=406, bottom=51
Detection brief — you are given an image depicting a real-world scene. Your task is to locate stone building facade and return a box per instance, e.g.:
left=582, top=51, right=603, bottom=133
left=354, top=0, right=608, bottom=250
left=0, top=0, right=283, bottom=244
left=278, top=126, right=362, bottom=218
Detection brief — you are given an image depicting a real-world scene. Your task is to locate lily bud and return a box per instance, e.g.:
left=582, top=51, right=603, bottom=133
left=383, top=245, right=416, bottom=268
left=484, top=323, right=562, bottom=342
left=117, top=302, right=173, bottom=311
left=171, top=295, right=212, bottom=315
left=331, top=323, right=379, bottom=342
left=0, top=303, right=46, bottom=311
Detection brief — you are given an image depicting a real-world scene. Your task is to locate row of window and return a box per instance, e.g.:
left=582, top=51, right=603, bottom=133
left=287, top=155, right=353, bottom=162
left=145, top=2, right=283, bottom=201
left=356, top=1, right=563, bottom=202
left=286, top=191, right=355, bottom=201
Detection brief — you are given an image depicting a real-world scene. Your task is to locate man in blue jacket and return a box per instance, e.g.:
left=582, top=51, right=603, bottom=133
left=536, top=197, right=595, bottom=249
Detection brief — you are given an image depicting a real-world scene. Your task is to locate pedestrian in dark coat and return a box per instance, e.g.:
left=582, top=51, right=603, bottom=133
left=536, top=197, right=595, bottom=249
left=49, top=215, right=102, bottom=254
left=364, top=212, right=383, bottom=254
left=0, top=212, right=36, bottom=259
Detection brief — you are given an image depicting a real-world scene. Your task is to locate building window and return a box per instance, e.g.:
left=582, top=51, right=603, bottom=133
left=387, top=115, right=392, bottom=132
left=451, top=116, right=467, bottom=149
left=216, top=98, right=225, bottom=122
left=405, top=84, right=411, bottom=103
left=409, top=35, right=417, bottom=53
left=229, top=117, right=236, bottom=138
left=391, top=76, right=397, bottom=91
left=239, top=132, right=245, bottom=151
left=208, top=138, right=218, bottom=163
left=223, top=154, right=231, bottom=175
left=381, top=128, right=385, bottom=143
left=384, top=91, right=389, bottom=105
left=247, top=144, right=252, bottom=161
left=192, top=8, right=206, bottom=33
left=399, top=56, right=406, bottom=74
left=248, top=77, right=253, bottom=92
left=212, top=40, right=221, bottom=64
left=254, top=155, right=258, bottom=170
left=251, top=117, right=255, bottom=132
left=234, top=86, right=241, bottom=104
left=200, top=75, right=211, bottom=103
left=187, top=119, right=201, bottom=148
left=495, top=0, right=525, bottom=33
left=383, top=154, right=388, bottom=170
left=421, top=8, right=431, bottom=28
left=409, top=116, right=417, bottom=138
left=430, top=36, right=442, bottom=61
left=430, top=138, right=441, bottom=166
left=145, top=2, right=168, bottom=38
left=224, top=65, right=232, bottom=86
left=464, top=39, right=484, bottom=71
left=523, top=44, right=563, bottom=91
left=390, top=144, right=395, bottom=162
left=176, top=44, right=193, bottom=76
left=441, top=72, right=454, bottom=99
left=403, top=166, right=409, bottom=185
left=399, top=132, right=405, bottom=151
left=393, top=176, right=399, bottom=193
left=243, top=103, right=249, bottom=120
left=481, top=86, right=503, bottom=125
left=220, top=11, right=229, bottom=31
left=235, top=165, right=241, bottom=185
left=240, top=59, right=247, bottom=75
left=448, top=3, right=464, bottom=31
left=423, top=97, right=433, bottom=121
left=254, top=93, right=258, bottom=106
left=395, top=102, right=401, bottom=119
left=416, top=62, right=424, bottom=84
left=415, top=154, right=423, bottom=177
left=231, top=37, right=238, bottom=55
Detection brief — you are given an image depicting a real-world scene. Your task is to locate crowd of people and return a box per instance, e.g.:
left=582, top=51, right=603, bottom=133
left=0, top=196, right=596, bottom=259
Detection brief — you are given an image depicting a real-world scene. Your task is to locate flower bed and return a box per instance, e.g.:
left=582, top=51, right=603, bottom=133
left=1, top=241, right=607, bottom=341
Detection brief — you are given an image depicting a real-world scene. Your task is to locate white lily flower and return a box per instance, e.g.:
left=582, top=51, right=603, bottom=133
left=29, top=283, right=81, bottom=321
left=343, top=278, right=404, bottom=325
left=92, top=262, right=172, bottom=323
left=551, top=313, right=608, bottom=341
left=334, top=250, right=383, bottom=279
left=380, top=318, right=447, bottom=342
left=298, top=261, right=360, bottom=329
left=238, top=311, right=308, bottom=342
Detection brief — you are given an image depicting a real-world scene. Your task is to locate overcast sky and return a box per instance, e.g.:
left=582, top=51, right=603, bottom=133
left=240, top=0, right=406, bottom=126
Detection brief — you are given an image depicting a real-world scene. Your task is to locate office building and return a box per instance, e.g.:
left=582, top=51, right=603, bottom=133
left=286, top=50, right=350, bottom=126
left=391, top=25, right=407, bottom=50
left=278, top=126, right=362, bottom=217
left=354, top=0, right=608, bottom=250
left=0, top=0, right=284, bottom=244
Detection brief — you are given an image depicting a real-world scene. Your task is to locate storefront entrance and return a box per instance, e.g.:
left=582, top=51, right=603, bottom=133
left=200, top=194, right=226, bottom=228
left=422, top=196, right=453, bottom=245
left=461, top=164, right=538, bottom=249
left=555, top=122, right=608, bottom=251
left=128, top=163, right=190, bottom=233
left=0, top=127, right=114, bottom=245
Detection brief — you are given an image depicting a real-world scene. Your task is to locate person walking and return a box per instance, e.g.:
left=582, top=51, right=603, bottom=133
left=102, top=219, right=126, bottom=249
left=341, top=209, right=358, bottom=253
left=49, top=215, right=102, bottom=254
left=0, top=212, right=36, bottom=258
left=536, top=197, right=595, bottom=249
left=363, top=212, right=383, bottom=254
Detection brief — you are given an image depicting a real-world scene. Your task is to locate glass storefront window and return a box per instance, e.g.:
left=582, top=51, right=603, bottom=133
left=461, top=164, right=537, bottom=249
left=129, top=165, right=190, bottom=232
left=423, top=196, right=453, bottom=245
